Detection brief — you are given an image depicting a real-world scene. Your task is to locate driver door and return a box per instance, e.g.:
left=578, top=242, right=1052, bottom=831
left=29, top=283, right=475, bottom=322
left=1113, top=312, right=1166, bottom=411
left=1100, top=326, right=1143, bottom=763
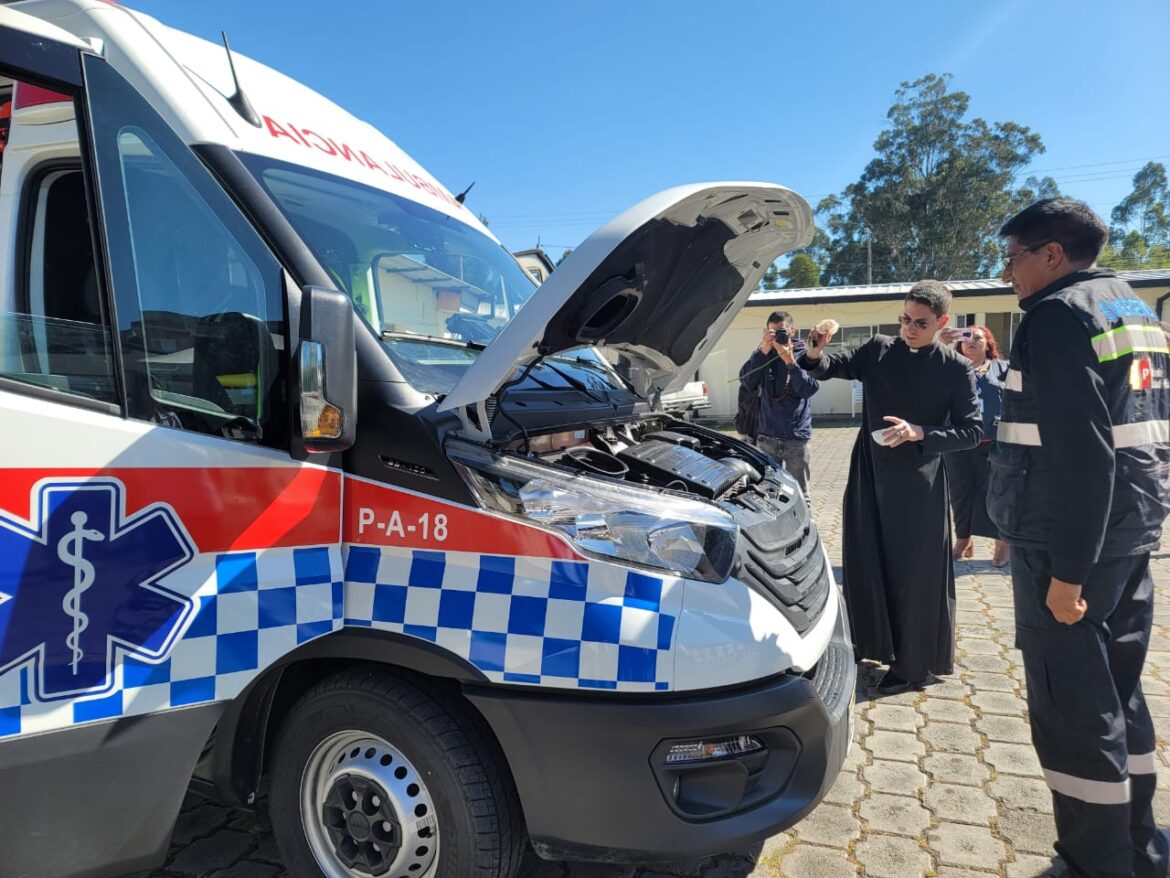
left=0, top=14, right=341, bottom=878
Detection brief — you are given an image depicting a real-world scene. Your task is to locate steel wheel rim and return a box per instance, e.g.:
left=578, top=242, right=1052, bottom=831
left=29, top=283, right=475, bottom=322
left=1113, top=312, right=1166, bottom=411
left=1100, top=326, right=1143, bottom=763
left=300, top=731, right=440, bottom=878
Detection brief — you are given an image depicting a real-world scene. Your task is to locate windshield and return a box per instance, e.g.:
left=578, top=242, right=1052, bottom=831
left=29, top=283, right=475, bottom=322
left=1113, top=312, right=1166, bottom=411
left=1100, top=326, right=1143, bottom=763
left=240, top=155, right=538, bottom=393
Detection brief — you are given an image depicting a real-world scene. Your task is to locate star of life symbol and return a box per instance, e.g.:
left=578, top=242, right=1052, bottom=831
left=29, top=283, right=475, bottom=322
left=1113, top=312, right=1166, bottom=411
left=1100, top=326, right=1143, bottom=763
left=0, top=479, right=196, bottom=702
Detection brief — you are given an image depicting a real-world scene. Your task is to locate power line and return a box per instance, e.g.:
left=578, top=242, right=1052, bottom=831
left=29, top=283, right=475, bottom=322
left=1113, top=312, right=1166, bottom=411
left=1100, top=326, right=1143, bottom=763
left=1022, top=154, right=1170, bottom=176
left=489, top=156, right=1168, bottom=232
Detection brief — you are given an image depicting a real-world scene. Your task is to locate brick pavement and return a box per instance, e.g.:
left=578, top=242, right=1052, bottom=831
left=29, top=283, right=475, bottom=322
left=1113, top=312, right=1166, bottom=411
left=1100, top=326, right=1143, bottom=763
left=135, top=424, right=1170, bottom=878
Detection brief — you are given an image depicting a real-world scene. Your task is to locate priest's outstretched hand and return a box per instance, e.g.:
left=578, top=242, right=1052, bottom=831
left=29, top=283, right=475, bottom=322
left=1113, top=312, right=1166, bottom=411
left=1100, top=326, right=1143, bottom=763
left=804, top=318, right=839, bottom=360
left=881, top=415, right=924, bottom=447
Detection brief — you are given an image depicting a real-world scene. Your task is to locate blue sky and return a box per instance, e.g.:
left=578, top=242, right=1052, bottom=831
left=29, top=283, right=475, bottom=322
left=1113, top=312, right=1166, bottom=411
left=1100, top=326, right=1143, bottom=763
left=129, top=0, right=1169, bottom=258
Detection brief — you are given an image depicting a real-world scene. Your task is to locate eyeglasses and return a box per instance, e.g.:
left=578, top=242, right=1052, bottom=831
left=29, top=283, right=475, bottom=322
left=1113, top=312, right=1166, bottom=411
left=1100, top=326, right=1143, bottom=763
left=898, top=315, right=931, bottom=331
left=1002, top=241, right=1051, bottom=268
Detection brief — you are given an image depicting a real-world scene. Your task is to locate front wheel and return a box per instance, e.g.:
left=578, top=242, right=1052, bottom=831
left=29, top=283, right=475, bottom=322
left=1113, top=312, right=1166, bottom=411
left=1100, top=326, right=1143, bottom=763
left=269, top=668, right=525, bottom=878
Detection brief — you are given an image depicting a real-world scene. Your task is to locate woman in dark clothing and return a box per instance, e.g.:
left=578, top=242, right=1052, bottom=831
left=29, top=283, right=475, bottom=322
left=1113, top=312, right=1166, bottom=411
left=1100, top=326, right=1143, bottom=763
left=946, top=325, right=1011, bottom=566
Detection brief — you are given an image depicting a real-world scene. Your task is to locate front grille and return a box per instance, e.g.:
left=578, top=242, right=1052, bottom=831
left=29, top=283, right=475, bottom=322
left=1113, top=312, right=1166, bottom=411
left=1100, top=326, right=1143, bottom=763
left=731, top=481, right=831, bottom=634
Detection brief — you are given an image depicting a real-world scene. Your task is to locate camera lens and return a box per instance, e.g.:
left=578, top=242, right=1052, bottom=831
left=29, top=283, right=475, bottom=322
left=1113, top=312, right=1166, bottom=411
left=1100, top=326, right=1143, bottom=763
left=775, top=330, right=789, bottom=344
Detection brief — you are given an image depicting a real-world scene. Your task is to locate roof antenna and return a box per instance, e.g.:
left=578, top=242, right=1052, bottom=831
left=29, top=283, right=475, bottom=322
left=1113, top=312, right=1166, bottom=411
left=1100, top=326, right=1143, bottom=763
left=220, top=31, right=262, bottom=128
left=455, top=181, right=476, bottom=204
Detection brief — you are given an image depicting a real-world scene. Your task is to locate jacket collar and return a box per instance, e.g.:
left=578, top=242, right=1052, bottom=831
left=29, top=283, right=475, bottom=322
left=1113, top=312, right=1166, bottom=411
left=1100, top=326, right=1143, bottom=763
left=1020, top=268, right=1117, bottom=312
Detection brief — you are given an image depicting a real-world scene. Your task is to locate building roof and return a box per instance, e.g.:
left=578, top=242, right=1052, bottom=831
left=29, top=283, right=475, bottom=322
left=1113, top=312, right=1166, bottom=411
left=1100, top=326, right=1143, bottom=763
left=512, top=248, right=556, bottom=274
left=748, top=268, right=1170, bottom=306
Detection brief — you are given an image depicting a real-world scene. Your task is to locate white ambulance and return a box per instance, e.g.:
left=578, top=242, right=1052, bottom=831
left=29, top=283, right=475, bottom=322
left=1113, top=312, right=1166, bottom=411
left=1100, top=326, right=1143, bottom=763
left=0, top=3, right=854, bottom=877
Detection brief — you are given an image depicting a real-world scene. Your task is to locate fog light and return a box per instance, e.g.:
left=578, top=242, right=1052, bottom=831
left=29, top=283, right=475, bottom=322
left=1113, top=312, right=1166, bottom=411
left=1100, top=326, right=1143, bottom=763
left=665, top=735, right=765, bottom=764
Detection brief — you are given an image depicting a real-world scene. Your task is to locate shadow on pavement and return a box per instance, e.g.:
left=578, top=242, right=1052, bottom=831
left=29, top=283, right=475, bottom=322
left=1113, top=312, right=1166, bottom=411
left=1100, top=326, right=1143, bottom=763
left=517, top=841, right=765, bottom=877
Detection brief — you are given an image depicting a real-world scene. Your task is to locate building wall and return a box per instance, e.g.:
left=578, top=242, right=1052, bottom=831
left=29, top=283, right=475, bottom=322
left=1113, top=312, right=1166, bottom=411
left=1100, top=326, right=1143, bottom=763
left=515, top=253, right=553, bottom=284
left=698, top=285, right=1170, bottom=418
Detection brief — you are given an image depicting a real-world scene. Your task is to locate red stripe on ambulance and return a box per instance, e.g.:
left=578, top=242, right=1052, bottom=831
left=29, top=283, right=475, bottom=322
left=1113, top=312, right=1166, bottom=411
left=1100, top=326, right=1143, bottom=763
left=0, top=467, right=340, bottom=552
left=343, top=476, right=580, bottom=560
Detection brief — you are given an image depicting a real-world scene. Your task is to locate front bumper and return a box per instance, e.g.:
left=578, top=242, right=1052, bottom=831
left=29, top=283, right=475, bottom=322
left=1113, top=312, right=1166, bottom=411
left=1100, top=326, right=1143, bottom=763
left=464, top=596, right=855, bottom=864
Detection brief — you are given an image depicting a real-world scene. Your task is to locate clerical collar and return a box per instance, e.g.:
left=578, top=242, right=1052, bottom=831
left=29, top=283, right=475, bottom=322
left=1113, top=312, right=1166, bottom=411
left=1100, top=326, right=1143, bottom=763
left=900, top=337, right=936, bottom=354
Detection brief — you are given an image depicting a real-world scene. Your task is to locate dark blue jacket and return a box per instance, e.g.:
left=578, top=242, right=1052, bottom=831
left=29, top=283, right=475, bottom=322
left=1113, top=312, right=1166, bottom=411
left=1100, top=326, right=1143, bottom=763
left=974, top=358, right=1010, bottom=441
left=987, top=269, right=1170, bottom=583
left=739, top=339, right=820, bottom=440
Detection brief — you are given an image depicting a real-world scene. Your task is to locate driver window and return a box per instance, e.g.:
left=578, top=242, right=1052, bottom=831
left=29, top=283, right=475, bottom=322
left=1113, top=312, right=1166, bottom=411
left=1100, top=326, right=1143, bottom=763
left=110, top=127, right=285, bottom=442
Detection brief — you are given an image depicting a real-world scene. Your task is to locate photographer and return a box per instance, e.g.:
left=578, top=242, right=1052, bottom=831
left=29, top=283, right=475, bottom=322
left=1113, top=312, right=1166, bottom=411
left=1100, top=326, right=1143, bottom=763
left=738, top=311, right=820, bottom=494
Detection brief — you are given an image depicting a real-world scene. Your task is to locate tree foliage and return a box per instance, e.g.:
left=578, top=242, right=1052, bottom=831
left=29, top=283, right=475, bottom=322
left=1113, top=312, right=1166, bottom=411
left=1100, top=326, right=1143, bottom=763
left=758, top=228, right=829, bottom=290
left=1109, top=162, right=1169, bottom=263
left=781, top=253, right=821, bottom=288
left=1014, top=175, right=1062, bottom=205
left=760, top=262, right=781, bottom=290
left=817, top=74, right=1046, bottom=284
left=800, top=227, right=832, bottom=272
left=1099, top=230, right=1170, bottom=271
left=555, top=248, right=573, bottom=266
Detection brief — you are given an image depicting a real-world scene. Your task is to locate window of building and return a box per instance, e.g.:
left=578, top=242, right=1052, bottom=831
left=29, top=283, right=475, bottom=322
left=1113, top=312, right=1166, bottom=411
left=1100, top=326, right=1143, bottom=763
left=837, top=325, right=873, bottom=349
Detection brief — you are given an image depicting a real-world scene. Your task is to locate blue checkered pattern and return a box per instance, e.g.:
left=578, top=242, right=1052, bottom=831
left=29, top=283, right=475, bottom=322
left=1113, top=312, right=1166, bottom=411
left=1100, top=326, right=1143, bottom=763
left=342, top=547, right=683, bottom=692
left=0, top=543, right=685, bottom=738
left=0, top=545, right=344, bottom=738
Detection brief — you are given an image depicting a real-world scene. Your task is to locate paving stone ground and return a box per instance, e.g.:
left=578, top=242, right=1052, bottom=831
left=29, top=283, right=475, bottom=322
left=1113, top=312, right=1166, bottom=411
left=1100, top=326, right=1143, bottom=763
left=135, top=424, right=1170, bottom=877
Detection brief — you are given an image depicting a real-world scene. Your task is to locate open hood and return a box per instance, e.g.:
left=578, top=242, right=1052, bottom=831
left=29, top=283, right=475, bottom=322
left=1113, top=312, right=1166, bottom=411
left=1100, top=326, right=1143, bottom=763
left=437, top=182, right=813, bottom=416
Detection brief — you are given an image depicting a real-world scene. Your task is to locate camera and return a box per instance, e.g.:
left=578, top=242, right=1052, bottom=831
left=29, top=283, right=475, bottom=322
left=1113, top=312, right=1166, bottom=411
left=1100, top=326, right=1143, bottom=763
left=774, top=329, right=790, bottom=345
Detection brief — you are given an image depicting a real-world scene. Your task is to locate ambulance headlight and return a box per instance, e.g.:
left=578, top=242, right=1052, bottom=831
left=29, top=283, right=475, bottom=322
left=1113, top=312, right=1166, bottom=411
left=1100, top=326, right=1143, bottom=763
left=449, top=443, right=737, bottom=583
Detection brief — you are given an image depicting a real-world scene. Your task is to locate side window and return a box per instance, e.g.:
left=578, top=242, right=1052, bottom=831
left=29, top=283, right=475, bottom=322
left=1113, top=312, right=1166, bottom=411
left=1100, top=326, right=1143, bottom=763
left=115, top=129, right=282, bottom=435
left=0, top=103, right=117, bottom=404
left=86, top=59, right=287, bottom=444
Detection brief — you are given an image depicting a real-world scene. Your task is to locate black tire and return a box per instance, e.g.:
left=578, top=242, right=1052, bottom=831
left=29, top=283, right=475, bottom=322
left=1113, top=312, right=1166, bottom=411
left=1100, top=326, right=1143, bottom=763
left=269, top=668, right=525, bottom=878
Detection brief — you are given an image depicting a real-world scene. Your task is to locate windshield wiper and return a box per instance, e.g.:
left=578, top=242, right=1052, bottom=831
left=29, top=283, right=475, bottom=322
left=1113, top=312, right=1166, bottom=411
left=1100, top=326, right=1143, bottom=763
left=508, top=366, right=558, bottom=392
left=381, top=330, right=486, bottom=351
left=553, top=354, right=634, bottom=392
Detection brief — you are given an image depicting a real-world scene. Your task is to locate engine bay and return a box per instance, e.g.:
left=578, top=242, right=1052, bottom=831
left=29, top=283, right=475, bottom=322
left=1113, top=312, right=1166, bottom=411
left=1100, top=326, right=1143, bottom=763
left=514, top=419, right=785, bottom=505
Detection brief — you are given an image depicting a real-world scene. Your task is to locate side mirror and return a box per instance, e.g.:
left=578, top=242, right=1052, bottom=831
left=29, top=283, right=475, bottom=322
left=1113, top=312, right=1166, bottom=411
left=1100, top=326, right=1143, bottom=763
left=298, top=285, right=356, bottom=453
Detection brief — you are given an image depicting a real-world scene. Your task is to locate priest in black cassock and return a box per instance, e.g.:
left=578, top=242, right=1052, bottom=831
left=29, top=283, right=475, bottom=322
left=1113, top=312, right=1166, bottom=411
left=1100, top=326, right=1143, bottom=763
left=798, top=281, right=982, bottom=694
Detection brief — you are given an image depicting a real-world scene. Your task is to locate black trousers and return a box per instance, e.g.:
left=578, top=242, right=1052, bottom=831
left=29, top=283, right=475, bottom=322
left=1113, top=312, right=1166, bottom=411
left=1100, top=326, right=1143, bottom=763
left=946, top=442, right=998, bottom=539
left=1012, top=547, right=1167, bottom=877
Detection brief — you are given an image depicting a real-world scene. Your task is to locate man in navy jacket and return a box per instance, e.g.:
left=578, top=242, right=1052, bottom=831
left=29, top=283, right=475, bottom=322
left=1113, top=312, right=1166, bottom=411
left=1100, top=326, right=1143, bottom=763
left=739, top=310, right=820, bottom=494
left=989, top=200, right=1170, bottom=876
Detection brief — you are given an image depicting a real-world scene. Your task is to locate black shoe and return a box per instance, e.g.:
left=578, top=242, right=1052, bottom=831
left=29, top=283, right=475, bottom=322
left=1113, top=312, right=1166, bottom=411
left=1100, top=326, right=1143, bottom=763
left=874, top=670, right=920, bottom=695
